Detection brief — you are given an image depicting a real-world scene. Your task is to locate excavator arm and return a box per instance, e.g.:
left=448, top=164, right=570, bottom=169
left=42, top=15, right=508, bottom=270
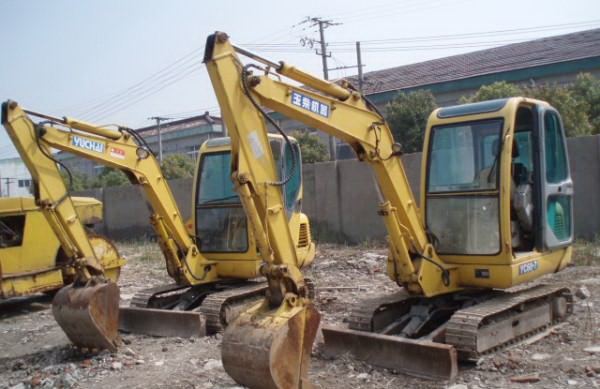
left=3, top=103, right=217, bottom=286
left=203, top=31, right=464, bottom=387
left=204, top=32, right=457, bottom=299
left=1, top=100, right=221, bottom=351
left=204, top=33, right=319, bottom=389
left=1, top=101, right=123, bottom=350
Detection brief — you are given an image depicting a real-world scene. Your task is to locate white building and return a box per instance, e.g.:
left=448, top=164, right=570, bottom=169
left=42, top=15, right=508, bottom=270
left=0, top=157, right=32, bottom=197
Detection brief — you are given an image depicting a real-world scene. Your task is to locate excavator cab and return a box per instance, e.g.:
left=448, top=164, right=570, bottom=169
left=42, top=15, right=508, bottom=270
left=193, top=134, right=313, bottom=279
left=421, top=97, right=573, bottom=288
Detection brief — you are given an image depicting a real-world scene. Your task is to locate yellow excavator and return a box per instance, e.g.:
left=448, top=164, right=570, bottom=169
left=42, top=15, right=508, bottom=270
left=204, top=32, right=574, bottom=387
left=0, top=196, right=123, bottom=299
left=1, top=100, right=314, bottom=349
left=125, top=132, right=314, bottom=336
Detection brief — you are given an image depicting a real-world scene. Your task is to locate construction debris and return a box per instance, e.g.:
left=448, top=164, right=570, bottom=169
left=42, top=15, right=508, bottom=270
left=1, top=243, right=599, bottom=389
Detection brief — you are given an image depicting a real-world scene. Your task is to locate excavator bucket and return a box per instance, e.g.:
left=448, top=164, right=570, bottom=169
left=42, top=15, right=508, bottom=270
left=52, top=281, right=120, bottom=351
left=222, top=301, right=320, bottom=389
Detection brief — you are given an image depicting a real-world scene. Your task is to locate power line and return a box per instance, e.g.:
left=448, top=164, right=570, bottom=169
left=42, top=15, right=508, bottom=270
left=85, top=60, right=204, bottom=122
left=80, top=60, right=204, bottom=122
left=300, top=16, right=342, bottom=160
left=240, top=19, right=600, bottom=49
left=66, top=24, right=309, bottom=124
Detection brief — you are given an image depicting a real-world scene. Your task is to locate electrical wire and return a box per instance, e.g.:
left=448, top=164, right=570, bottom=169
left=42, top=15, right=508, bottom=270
left=240, top=64, right=297, bottom=187
left=76, top=47, right=204, bottom=118
left=85, top=60, right=204, bottom=122
left=33, top=121, right=74, bottom=191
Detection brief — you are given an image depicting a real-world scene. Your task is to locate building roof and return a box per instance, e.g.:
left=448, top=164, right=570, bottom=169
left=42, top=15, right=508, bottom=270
left=136, top=112, right=222, bottom=137
left=350, top=28, right=600, bottom=96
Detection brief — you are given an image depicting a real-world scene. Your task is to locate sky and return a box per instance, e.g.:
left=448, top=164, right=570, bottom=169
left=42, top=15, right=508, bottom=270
left=0, top=0, right=599, bottom=159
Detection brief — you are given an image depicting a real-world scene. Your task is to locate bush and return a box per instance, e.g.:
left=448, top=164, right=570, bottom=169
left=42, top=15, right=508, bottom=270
left=385, top=90, right=438, bottom=153
left=291, top=130, right=329, bottom=164
left=461, top=75, right=600, bottom=138
left=160, top=153, right=195, bottom=180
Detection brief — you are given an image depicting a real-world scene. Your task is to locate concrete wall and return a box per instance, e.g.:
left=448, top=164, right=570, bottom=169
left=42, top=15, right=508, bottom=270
left=567, top=135, right=600, bottom=239
left=75, top=135, right=600, bottom=242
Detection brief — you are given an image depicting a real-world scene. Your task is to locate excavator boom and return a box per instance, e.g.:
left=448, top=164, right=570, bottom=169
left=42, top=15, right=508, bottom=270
left=205, top=32, right=320, bottom=389
left=204, top=32, right=574, bottom=383
left=2, top=101, right=123, bottom=351
left=2, top=95, right=316, bottom=362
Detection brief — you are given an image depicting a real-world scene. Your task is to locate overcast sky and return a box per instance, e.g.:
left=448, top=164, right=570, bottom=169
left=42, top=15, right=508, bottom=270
left=0, top=0, right=599, bottom=158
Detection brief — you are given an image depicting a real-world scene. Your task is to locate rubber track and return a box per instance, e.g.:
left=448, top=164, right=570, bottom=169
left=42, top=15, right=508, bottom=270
left=445, top=284, right=573, bottom=359
left=347, top=290, right=412, bottom=332
left=196, top=282, right=267, bottom=334
left=130, top=284, right=189, bottom=308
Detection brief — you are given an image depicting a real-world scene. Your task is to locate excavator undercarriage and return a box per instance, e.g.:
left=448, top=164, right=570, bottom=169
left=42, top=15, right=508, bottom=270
left=323, top=284, right=573, bottom=380
left=122, top=280, right=266, bottom=336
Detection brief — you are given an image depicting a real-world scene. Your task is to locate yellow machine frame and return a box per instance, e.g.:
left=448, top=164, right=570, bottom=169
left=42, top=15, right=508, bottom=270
left=206, top=35, right=571, bottom=298
left=0, top=196, right=121, bottom=298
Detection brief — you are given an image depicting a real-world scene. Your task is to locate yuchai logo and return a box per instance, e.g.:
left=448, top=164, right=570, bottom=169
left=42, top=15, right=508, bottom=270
left=72, top=135, right=105, bottom=153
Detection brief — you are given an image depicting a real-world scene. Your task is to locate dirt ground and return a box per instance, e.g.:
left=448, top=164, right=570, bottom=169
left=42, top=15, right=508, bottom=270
left=1, top=241, right=599, bottom=389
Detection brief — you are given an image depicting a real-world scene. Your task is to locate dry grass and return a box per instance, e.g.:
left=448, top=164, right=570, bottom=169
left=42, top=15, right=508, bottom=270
left=117, top=238, right=163, bottom=262
left=571, top=237, right=600, bottom=266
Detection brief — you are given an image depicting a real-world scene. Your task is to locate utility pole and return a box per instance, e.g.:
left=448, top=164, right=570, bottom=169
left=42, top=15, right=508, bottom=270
left=317, top=20, right=330, bottom=81
left=3, top=177, right=15, bottom=197
left=148, top=116, right=172, bottom=163
left=356, top=41, right=364, bottom=93
left=304, top=17, right=341, bottom=160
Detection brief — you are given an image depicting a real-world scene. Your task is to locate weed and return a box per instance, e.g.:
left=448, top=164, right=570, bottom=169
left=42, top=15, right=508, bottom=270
left=571, top=236, right=600, bottom=266
left=117, top=237, right=162, bottom=262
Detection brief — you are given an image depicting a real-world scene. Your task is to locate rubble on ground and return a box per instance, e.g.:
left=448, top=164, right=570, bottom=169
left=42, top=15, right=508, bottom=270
left=1, top=243, right=599, bottom=389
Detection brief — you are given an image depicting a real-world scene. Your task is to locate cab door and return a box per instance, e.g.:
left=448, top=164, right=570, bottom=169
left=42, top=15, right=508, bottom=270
left=537, top=107, right=574, bottom=250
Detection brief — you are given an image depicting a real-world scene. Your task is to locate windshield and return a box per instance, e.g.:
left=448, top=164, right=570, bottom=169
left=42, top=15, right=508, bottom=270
left=428, top=119, right=503, bottom=193
left=197, top=152, right=239, bottom=205
left=426, top=118, right=503, bottom=255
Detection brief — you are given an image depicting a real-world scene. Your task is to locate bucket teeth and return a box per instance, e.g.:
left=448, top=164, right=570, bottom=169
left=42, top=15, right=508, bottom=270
left=52, top=281, right=120, bottom=351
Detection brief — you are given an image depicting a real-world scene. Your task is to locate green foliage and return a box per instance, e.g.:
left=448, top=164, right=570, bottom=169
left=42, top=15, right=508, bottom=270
left=460, top=81, right=521, bottom=103
left=385, top=90, right=438, bottom=153
left=522, top=82, right=593, bottom=137
left=572, top=73, right=600, bottom=134
left=60, top=169, right=92, bottom=191
left=94, top=167, right=130, bottom=188
left=160, top=153, right=195, bottom=180
left=462, top=74, right=600, bottom=137
left=291, top=130, right=329, bottom=164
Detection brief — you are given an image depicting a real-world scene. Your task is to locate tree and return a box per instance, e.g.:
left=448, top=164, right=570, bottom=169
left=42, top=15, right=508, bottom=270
left=572, top=73, right=600, bottom=134
left=461, top=76, right=600, bottom=137
left=460, top=81, right=522, bottom=103
left=385, top=90, right=438, bottom=153
left=160, top=153, right=195, bottom=180
left=93, top=167, right=129, bottom=188
left=60, top=169, right=92, bottom=191
left=290, top=130, right=329, bottom=164
left=523, top=82, right=593, bottom=137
